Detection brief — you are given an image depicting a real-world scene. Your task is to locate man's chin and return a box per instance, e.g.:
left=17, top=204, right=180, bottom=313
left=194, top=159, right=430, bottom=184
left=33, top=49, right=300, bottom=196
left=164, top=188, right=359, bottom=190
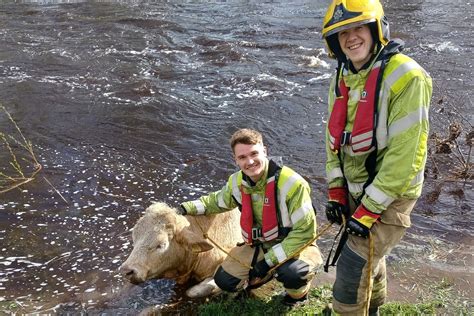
left=243, top=169, right=263, bottom=181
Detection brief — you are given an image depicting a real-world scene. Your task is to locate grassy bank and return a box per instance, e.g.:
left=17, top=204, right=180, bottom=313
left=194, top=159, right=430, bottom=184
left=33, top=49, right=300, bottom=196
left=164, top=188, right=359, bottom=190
left=197, top=281, right=471, bottom=315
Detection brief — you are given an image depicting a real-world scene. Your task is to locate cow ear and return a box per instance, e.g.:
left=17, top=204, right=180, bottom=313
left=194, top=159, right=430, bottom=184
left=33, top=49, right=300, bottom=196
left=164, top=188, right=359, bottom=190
left=177, top=227, right=214, bottom=253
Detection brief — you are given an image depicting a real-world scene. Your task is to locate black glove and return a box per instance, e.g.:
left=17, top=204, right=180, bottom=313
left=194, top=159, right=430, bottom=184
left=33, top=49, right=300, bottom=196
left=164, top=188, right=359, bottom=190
left=178, top=204, right=188, bottom=215
left=325, top=187, right=349, bottom=225
left=249, top=259, right=270, bottom=280
left=345, top=204, right=380, bottom=238
left=326, top=201, right=349, bottom=225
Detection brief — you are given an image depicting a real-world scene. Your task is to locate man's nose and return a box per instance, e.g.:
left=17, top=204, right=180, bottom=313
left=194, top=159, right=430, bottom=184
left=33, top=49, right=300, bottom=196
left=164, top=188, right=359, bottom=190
left=347, top=29, right=357, bottom=40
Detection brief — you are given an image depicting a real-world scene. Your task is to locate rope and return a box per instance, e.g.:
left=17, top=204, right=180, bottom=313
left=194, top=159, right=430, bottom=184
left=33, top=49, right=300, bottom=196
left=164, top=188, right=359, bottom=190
left=192, top=213, right=335, bottom=288
left=248, top=221, right=334, bottom=288
left=175, top=260, right=198, bottom=284
left=269, top=222, right=333, bottom=273
left=193, top=215, right=252, bottom=269
left=364, top=232, right=374, bottom=316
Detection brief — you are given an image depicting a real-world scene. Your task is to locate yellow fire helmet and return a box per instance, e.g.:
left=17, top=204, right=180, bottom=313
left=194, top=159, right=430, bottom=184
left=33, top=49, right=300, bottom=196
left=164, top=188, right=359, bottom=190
left=322, top=0, right=390, bottom=60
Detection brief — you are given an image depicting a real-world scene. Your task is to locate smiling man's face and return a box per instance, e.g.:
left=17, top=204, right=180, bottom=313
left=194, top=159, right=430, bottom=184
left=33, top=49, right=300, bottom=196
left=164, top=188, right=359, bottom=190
left=338, top=24, right=374, bottom=70
left=233, top=142, right=267, bottom=183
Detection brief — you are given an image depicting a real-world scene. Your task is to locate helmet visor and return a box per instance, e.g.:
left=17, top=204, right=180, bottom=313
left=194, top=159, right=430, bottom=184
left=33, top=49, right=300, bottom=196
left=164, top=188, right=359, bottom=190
left=324, top=18, right=375, bottom=38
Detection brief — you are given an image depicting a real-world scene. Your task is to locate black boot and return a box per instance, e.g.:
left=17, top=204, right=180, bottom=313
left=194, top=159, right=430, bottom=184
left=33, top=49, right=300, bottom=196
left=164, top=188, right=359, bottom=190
left=282, top=293, right=308, bottom=307
left=322, top=303, right=333, bottom=316
left=369, top=306, right=380, bottom=316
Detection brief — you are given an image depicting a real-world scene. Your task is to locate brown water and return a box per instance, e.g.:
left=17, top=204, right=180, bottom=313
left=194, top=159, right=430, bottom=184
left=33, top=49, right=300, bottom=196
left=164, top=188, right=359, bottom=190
left=0, top=0, right=472, bottom=314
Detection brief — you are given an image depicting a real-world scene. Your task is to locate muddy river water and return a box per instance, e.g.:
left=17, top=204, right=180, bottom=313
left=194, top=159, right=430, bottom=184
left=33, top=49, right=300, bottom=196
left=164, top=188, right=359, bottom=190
left=0, top=0, right=472, bottom=314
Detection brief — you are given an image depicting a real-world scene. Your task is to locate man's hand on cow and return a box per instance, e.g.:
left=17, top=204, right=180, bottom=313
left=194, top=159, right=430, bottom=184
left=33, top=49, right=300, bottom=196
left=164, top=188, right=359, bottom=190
left=249, top=259, right=270, bottom=280
left=177, top=204, right=188, bottom=215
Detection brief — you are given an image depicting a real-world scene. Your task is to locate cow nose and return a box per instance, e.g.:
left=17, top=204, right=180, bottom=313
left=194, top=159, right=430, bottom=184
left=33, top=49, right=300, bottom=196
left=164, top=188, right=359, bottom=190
left=119, top=264, right=136, bottom=279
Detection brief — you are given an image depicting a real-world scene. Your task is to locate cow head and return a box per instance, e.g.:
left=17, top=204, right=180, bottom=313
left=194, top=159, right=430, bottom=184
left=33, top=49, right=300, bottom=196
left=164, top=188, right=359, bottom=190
left=119, top=202, right=213, bottom=284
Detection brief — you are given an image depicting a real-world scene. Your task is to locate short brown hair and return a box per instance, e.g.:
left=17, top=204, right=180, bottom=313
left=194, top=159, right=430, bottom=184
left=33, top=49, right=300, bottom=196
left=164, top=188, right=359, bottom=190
left=230, top=128, right=263, bottom=151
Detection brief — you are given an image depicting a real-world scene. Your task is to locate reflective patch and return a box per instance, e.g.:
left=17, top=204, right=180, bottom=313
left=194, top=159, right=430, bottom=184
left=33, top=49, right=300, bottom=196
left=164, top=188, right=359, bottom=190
left=272, top=243, right=288, bottom=263
left=365, top=184, right=394, bottom=207
left=217, top=191, right=227, bottom=208
left=193, top=200, right=206, bottom=215
left=290, top=201, right=312, bottom=225
left=347, top=181, right=364, bottom=194
left=333, top=245, right=366, bottom=304
left=327, top=167, right=343, bottom=181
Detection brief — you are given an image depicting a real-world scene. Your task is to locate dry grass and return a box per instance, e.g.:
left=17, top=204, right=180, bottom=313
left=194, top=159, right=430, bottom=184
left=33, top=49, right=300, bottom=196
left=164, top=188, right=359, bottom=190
left=0, top=104, right=42, bottom=194
left=424, top=84, right=473, bottom=206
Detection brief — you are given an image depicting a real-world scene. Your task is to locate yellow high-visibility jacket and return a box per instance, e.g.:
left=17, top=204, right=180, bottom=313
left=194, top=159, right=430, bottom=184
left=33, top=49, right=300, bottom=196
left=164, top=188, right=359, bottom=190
left=182, top=159, right=317, bottom=267
left=326, top=41, right=433, bottom=214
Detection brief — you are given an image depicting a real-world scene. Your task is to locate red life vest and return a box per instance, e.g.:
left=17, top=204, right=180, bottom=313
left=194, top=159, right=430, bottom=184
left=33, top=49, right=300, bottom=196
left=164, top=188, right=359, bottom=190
left=240, top=175, right=279, bottom=245
left=328, top=64, right=381, bottom=153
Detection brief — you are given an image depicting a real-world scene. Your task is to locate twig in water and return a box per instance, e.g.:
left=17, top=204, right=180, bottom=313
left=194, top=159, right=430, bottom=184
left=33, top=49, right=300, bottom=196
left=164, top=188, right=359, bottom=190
left=42, top=176, right=68, bottom=205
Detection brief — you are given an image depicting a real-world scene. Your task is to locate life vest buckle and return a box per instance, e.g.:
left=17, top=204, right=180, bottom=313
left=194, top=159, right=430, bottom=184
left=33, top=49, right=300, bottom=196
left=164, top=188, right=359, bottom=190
left=341, top=131, right=351, bottom=146
left=251, top=227, right=263, bottom=240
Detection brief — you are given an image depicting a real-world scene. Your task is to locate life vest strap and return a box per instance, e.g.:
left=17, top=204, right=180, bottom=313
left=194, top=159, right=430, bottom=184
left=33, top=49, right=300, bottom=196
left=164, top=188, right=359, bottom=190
left=340, top=131, right=351, bottom=146
left=252, top=227, right=263, bottom=240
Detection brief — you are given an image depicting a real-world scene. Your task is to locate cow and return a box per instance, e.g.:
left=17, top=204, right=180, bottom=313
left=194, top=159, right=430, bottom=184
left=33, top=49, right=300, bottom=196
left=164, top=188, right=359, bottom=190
left=119, top=201, right=242, bottom=298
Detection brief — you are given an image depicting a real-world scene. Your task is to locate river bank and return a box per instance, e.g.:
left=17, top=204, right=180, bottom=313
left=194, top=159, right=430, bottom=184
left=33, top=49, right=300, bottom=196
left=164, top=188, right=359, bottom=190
left=1, top=0, right=473, bottom=314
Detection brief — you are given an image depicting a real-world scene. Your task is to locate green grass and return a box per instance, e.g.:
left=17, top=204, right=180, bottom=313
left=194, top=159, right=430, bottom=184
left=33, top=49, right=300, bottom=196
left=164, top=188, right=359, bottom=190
left=380, top=302, right=438, bottom=315
left=198, top=285, right=332, bottom=316
left=197, top=282, right=472, bottom=316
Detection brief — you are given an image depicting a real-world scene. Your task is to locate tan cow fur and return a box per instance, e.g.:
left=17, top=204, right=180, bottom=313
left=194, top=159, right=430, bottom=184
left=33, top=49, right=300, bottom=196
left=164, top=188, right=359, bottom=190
left=119, top=202, right=242, bottom=297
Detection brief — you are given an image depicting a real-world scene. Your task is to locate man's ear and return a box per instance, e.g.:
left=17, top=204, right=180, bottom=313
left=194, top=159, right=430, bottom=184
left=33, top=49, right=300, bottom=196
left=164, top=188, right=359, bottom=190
left=263, top=145, right=268, bottom=156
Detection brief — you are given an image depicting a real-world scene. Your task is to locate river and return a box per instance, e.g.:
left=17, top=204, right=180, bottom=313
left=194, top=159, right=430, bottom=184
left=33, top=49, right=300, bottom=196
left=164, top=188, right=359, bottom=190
left=0, top=0, right=472, bottom=314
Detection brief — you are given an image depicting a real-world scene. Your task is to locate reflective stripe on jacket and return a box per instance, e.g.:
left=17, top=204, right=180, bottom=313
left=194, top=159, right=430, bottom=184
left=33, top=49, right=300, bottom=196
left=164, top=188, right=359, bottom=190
left=325, top=50, right=432, bottom=214
left=181, top=159, right=317, bottom=266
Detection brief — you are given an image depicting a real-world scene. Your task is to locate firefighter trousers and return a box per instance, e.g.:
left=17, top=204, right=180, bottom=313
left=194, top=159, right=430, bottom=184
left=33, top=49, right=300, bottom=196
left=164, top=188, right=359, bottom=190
left=214, top=242, right=322, bottom=299
left=332, top=198, right=417, bottom=315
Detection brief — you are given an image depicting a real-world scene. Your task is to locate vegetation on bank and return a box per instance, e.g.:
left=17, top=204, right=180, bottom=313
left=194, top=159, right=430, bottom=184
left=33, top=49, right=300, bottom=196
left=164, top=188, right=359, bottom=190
left=197, top=281, right=471, bottom=316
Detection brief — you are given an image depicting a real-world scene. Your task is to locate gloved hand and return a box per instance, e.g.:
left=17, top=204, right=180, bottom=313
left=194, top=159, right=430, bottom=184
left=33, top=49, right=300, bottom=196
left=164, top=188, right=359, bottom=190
left=178, top=204, right=188, bottom=215
left=346, top=204, right=380, bottom=238
left=325, top=187, right=349, bottom=225
left=249, top=259, right=270, bottom=280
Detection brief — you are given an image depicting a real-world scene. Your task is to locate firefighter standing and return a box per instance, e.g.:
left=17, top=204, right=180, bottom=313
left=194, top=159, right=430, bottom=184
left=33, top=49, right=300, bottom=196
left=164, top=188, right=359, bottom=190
left=181, top=128, right=322, bottom=306
left=321, top=0, right=432, bottom=315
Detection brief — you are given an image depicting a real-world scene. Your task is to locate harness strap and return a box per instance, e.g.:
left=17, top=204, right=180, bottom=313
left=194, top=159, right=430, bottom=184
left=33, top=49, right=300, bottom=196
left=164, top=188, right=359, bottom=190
left=247, top=243, right=273, bottom=290
left=323, top=220, right=349, bottom=272
left=250, top=243, right=262, bottom=267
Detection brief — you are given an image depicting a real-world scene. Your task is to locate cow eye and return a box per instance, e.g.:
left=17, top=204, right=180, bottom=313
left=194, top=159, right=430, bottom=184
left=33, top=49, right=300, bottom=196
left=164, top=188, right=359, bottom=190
left=155, top=242, right=165, bottom=250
